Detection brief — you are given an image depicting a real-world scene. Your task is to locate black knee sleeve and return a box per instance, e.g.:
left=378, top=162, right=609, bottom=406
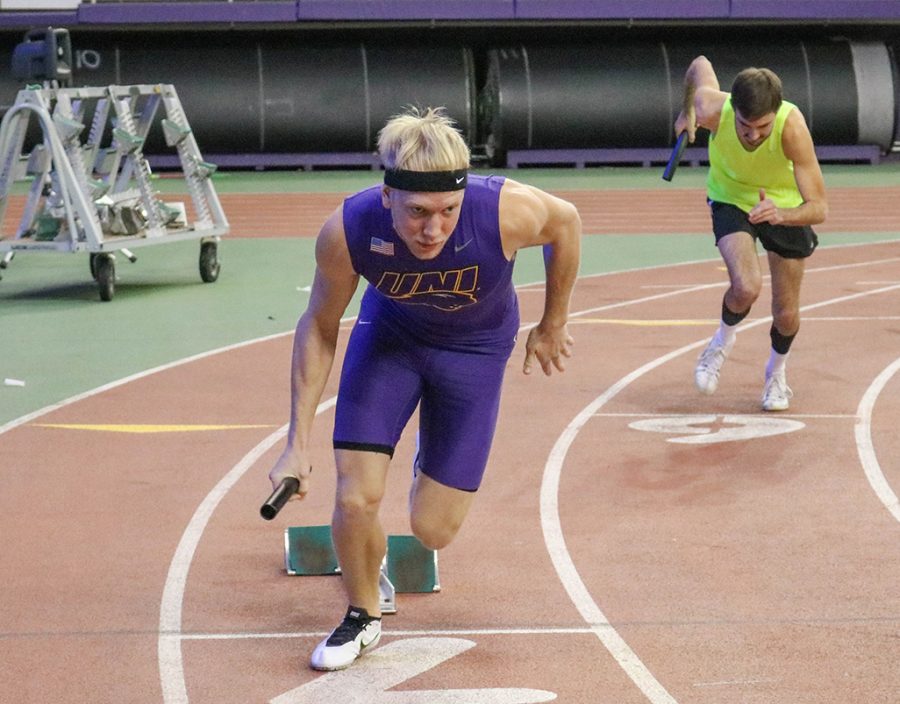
left=769, top=324, right=796, bottom=355
left=722, top=297, right=750, bottom=327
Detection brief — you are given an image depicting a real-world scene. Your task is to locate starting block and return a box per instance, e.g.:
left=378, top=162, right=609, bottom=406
left=284, top=525, right=339, bottom=576
left=386, top=534, right=441, bottom=593
left=283, top=526, right=440, bottom=615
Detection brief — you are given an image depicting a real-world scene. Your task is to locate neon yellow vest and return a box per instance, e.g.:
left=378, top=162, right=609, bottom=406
left=707, top=97, right=803, bottom=213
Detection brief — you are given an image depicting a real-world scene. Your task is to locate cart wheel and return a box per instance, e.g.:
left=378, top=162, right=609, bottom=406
left=89, top=253, right=100, bottom=281
left=199, top=241, right=220, bottom=283
left=96, top=254, right=115, bottom=301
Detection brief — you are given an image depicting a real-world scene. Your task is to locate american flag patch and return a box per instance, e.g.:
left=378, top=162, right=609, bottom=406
left=369, top=237, right=395, bottom=256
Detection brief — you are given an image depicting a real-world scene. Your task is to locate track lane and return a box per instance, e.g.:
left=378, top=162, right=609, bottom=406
left=548, top=244, right=900, bottom=703
left=1, top=242, right=899, bottom=703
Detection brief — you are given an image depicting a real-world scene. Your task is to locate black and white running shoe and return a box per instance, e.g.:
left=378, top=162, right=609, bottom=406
left=310, top=606, right=382, bottom=671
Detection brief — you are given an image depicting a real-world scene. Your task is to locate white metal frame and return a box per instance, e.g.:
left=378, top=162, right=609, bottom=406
left=0, top=83, right=228, bottom=255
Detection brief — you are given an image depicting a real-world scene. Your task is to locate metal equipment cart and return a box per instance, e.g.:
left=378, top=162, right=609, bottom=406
left=0, top=82, right=229, bottom=301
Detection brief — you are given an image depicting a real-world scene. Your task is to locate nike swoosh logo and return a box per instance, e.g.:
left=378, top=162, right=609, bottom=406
left=454, top=238, right=473, bottom=253
left=360, top=629, right=379, bottom=648
left=455, top=176, right=465, bottom=184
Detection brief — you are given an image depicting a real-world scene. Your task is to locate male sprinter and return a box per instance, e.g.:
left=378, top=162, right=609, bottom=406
left=268, top=107, right=581, bottom=670
left=675, top=56, right=827, bottom=410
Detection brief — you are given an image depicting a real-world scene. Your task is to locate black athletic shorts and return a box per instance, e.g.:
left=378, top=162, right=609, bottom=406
left=709, top=200, right=818, bottom=259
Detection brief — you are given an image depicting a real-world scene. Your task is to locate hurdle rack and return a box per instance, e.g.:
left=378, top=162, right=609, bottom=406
left=0, top=83, right=229, bottom=301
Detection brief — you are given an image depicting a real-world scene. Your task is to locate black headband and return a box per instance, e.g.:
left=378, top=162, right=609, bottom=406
left=384, top=168, right=468, bottom=192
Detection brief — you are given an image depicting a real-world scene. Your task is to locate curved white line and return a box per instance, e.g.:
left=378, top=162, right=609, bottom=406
left=854, top=358, right=900, bottom=523
left=158, top=400, right=335, bottom=704
left=158, top=423, right=290, bottom=704
left=541, top=339, right=703, bottom=704
left=540, top=281, right=900, bottom=703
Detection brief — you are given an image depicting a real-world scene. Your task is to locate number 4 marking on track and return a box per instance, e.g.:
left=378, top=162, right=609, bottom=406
left=628, top=415, right=805, bottom=444
left=270, top=637, right=556, bottom=703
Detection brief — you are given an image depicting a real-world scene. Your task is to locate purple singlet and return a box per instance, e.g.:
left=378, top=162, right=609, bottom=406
left=342, top=174, right=519, bottom=352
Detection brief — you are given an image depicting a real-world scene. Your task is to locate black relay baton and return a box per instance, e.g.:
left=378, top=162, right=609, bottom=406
left=260, top=476, right=300, bottom=520
left=662, top=131, right=688, bottom=182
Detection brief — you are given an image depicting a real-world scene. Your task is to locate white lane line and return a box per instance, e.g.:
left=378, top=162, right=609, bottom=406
left=594, top=412, right=855, bottom=419
left=571, top=316, right=900, bottom=325
left=158, top=422, right=296, bottom=704
left=804, top=255, right=900, bottom=275
left=539, top=281, right=900, bottom=704
left=0, top=331, right=294, bottom=437
left=542, top=352, right=690, bottom=704
left=180, top=628, right=599, bottom=641
left=803, top=316, right=900, bottom=321
left=693, top=678, right=779, bottom=688
left=169, top=609, right=900, bottom=641
left=157, top=396, right=340, bottom=703
left=574, top=252, right=900, bottom=285
left=854, top=357, right=900, bottom=523
left=564, top=255, right=900, bottom=322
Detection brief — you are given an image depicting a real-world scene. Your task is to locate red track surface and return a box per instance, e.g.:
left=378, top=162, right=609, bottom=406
left=211, top=186, right=900, bottom=237
left=5, top=186, right=895, bottom=239
left=1, top=190, right=899, bottom=704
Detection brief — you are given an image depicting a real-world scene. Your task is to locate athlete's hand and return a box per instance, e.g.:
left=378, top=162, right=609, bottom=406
left=748, top=188, right=783, bottom=225
left=523, top=322, right=574, bottom=376
left=674, top=109, right=697, bottom=143
left=268, top=446, right=312, bottom=501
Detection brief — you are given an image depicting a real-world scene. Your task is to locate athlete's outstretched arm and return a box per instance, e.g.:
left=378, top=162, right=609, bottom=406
left=269, top=207, right=360, bottom=497
left=499, top=180, right=582, bottom=376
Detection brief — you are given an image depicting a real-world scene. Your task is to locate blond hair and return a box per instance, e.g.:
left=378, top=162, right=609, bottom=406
left=377, top=106, right=470, bottom=171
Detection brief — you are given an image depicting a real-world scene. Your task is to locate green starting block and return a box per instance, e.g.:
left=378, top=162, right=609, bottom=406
left=284, top=525, right=340, bottom=576
left=386, top=534, right=441, bottom=593
left=283, top=527, right=440, bottom=613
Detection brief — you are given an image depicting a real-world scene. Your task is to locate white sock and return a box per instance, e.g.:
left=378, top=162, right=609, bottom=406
left=766, top=349, right=788, bottom=378
left=715, top=320, right=738, bottom=348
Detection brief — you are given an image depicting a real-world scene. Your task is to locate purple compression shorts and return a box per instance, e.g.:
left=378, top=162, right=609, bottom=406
left=333, top=314, right=514, bottom=492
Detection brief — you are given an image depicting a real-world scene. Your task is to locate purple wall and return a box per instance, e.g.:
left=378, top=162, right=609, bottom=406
left=2, top=0, right=900, bottom=27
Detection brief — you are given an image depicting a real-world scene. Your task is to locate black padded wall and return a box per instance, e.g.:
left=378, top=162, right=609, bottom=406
left=480, top=44, right=672, bottom=154
left=480, top=39, right=884, bottom=159
left=0, top=33, right=476, bottom=156
left=0, top=31, right=894, bottom=164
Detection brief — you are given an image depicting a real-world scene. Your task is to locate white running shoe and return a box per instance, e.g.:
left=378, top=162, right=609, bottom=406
left=761, top=371, right=793, bottom=412
left=310, top=606, right=382, bottom=671
left=694, top=335, right=734, bottom=395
